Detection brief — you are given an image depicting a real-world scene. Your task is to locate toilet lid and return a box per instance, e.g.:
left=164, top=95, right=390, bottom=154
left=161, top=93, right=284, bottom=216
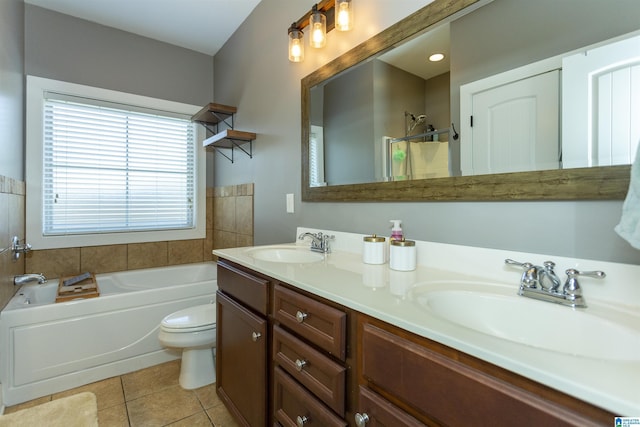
left=161, top=304, right=216, bottom=330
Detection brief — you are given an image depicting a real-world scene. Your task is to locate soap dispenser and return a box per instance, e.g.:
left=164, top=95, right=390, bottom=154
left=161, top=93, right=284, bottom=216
left=389, top=220, right=403, bottom=242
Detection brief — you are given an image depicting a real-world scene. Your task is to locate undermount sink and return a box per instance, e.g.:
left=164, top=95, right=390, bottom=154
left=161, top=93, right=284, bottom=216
left=246, top=246, right=325, bottom=263
left=413, top=283, right=640, bottom=361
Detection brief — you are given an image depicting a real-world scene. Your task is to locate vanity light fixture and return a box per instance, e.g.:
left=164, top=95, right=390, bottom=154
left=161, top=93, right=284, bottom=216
left=429, top=53, right=445, bottom=62
left=288, top=0, right=354, bottom=62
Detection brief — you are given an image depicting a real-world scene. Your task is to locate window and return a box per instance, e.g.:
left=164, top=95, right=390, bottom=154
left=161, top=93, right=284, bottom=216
left=27, top=76, right=206, bottom=249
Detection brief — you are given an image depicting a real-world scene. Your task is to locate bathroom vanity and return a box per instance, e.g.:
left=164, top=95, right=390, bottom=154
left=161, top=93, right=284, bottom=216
left=213, top=228, right=639, bottom=426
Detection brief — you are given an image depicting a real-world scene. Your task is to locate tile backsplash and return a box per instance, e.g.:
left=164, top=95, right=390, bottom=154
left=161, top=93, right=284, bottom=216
left=0, top=176, right=26, bottom=309
left=20, top=183, right=254, bottom=281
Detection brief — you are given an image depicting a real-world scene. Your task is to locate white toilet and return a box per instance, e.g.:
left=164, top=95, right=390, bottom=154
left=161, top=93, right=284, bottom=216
left=158, top=303, right=217, bottom=389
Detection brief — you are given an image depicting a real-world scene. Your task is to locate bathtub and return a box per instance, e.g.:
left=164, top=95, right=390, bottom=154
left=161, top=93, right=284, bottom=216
left=0, top=262, right=217, bottom=406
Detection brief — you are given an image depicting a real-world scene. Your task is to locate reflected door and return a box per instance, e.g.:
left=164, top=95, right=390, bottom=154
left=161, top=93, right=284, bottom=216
left=562, top=33, right=640, bottom=168
left=462, top=70, right=560, bottom=176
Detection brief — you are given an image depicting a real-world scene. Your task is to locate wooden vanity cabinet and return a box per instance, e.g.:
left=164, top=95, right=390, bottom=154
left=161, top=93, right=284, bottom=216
left=356, top=315, right=614, bottom=427
left=216, top=260, right=271, bottom=427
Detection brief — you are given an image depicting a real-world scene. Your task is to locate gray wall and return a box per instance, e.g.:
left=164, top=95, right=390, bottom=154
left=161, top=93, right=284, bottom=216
left=214, top=0, right=640, bottom=265
left=0, top=0, right=25, bottom=181
left=25, top=4, right=213, bottom=108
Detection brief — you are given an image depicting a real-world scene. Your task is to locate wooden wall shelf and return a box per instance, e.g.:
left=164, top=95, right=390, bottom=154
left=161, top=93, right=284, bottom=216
left=192, top=102, right=256, bottom=163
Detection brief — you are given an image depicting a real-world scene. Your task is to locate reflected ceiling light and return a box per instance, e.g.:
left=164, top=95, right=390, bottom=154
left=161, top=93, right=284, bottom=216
left=336, top=0, right=353, bottom=31
left=429, top=53, right=445, bottom=62
left=288, top=24, right=304, bottom=62
left=288, top=1, right=355, bottom=62
left=309, top=4, right=327, bottom=48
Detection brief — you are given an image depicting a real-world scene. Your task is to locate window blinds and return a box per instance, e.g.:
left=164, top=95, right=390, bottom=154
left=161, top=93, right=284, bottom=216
left=43, top=97, right=196, bottom=236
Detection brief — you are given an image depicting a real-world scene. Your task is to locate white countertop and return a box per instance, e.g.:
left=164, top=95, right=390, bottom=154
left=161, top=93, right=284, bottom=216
left=213, top=227, right=640, bottom=416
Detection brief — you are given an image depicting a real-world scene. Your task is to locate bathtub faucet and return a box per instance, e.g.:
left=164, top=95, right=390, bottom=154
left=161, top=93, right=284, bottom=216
left=14, top=273, right=47, bottom=286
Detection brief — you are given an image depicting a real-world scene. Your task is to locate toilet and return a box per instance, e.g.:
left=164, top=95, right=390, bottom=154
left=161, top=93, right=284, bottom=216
left=158, top=303, right=216, bottom=389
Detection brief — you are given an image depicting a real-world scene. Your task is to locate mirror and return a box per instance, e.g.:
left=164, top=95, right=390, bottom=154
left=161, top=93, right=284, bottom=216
left=302, top=0, right=635, bottom=201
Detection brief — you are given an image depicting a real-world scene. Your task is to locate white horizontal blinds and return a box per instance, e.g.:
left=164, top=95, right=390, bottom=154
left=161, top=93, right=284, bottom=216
left=43, top=97, right=195, bottom=236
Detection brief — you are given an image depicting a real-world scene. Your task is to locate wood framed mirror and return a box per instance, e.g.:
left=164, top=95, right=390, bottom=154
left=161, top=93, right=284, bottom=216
left=301, top=0, right=632, bottom=202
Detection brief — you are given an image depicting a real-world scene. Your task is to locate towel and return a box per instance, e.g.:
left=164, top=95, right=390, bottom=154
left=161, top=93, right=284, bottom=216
left=615, top=147, right=640, bottom=249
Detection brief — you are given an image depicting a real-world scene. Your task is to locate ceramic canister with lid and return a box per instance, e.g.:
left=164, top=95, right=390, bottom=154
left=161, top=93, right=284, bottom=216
left=389, top=238, right=416, bottom=271
left=362, top=234, right=386, bottom=264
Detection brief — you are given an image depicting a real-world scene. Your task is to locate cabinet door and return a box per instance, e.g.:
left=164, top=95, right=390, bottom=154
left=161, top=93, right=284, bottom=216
left=217, top=290, right=268, bottom=427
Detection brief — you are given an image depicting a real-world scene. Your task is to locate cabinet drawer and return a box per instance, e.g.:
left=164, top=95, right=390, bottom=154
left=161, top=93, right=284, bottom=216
left=273, top=325, right=346, bottom=416
left=356, top=386, right=426, bottom=427
left=362, top=323, right=600, bottom=427
left=273, top=284, right=346, bottom=360
left=217, top=260, right=269, bottom=315
left=273, top=367, right=347, bottom=427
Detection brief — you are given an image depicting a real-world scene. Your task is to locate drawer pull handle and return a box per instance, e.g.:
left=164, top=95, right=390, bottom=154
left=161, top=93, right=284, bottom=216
left=295, top=359, right=307, bottom=371
left=296, top=415, right=309, bottom=426
left=295, top=311, right=308, bottom=323
left=354, top=412, right=370, bottom=427
left=251, top=332, right=262, bottom=342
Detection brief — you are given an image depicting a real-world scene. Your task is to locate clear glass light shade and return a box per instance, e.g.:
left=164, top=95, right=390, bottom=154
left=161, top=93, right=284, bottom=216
left=309, top=10, right=326, bottom=48
left=288, top=28, right=304, bottom=62
left=335, top=0, right=353, bottom=31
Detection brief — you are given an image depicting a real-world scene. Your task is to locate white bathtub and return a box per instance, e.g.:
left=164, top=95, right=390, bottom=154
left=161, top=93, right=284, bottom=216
left=0, top=262, right=217, bottom=406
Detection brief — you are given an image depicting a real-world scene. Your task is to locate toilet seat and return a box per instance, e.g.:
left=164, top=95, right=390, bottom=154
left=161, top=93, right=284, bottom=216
left=161, top=304, right=215, bottom=333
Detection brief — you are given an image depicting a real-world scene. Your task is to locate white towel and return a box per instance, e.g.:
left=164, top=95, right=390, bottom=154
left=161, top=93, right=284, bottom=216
left=615, top=147, right=640, bottom=249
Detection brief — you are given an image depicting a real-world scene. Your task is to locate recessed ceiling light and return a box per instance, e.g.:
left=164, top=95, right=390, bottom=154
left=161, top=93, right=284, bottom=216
left=429, top=53, right=445, bottom=62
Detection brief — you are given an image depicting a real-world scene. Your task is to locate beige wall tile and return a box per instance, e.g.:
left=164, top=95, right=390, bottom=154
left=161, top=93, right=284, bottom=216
left=203, top=231, right=214, bottom=261
left=168, top=239, right=204, bottom=265
left=81, top=245, right=127, bottom=274
left=235, top=196, right=253, bottom=235
left=0, top=192, right=25, bottom=308
left=25, top=247, right=81, bottom=279
left=236, top=234, right=253, bottom=247
left=214, top=197, right=236, bottom=232
left=127, top=241, right=168, bottom=270
left=213, top=230, right=238, bottom=249
left=206, top=196, right=213, bottom=230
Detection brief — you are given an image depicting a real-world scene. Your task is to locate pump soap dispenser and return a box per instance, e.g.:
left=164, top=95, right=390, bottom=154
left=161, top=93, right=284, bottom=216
left=389, top=220, right=403, bottom=242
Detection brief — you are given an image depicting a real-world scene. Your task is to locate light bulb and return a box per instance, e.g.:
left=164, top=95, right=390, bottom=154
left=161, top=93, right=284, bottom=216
left=309, top=7, right=326, bottom=48
left=288, top=26, right=304, bottom=62
left=336, top=0, right=353, bottom=31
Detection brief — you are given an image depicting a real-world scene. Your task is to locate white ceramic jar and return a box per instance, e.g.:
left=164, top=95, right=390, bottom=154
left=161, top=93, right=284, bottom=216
left=362, top=234, right=386, bottom=264
left=389, top=238, right=416, bottom=271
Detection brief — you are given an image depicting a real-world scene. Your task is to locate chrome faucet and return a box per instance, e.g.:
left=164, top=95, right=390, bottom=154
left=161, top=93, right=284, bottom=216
left=298, top=232, right=334, bottom=253
left=505, top=259, right=605, bottom=308
left=14, top=273, right=47, bottom=286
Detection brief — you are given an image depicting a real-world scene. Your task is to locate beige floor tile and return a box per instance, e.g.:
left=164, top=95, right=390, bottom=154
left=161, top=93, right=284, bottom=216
left=193, top=384, right=221, bottom=410
left=126, top=385, right=202, bottom=427
left=3, top=396, right=52, bottom=414
left=166, top=411, right=213, bottom=426
left=53, top=376, right=124, bottom=410
left=98, top=403, right=130, bottom=427
left=122, top=359, right=180, bottom=401
left=206, top=404, right=241, bottom=427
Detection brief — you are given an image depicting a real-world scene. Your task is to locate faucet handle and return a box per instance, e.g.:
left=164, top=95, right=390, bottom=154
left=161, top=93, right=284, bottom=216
left=504, top=259, right=533, bottom=269
left=563, top=268, right=606, bottom=299
left=505, top=259, right=538, bottom=288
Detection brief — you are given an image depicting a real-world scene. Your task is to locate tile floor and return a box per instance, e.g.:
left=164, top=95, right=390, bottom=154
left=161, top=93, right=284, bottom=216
left=4, top=360, right=240, bottom=426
